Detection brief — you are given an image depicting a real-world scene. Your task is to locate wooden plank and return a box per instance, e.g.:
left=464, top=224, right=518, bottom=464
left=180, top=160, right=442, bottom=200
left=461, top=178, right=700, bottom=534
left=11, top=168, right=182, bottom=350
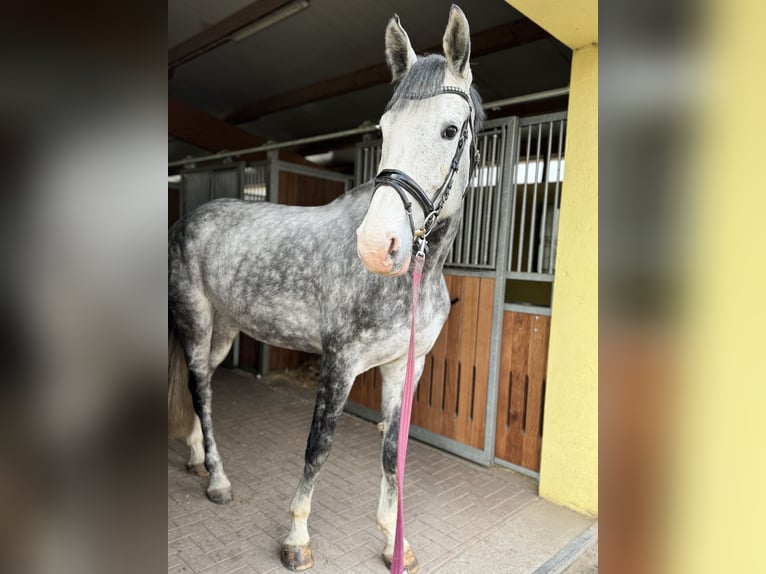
left=520, top=315, right=548, bottom=470
left=427, top=280, right=454, bottom=433
left=440, top=276, right=463, bottom=439
left=278, top=171, right=345, bottom=206
left=455, top=276, right=480, bottom=448
left=508, top=312, right=531, bottom=464
left=494, top=310, right=551, bottom=471
left=169, top=0, right=294, bottom=70
left=469, top=277, right=495, bottom=448
left=412, top=274, right=458, bottom=435
left=494, top=312, right=515, bottom=458
left=226, top=18, right=550, bottom=124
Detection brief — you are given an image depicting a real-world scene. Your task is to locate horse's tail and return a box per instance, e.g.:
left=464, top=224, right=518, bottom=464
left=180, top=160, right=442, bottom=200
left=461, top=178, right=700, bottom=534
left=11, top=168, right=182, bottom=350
left=168, top=326, right=194, bottom=438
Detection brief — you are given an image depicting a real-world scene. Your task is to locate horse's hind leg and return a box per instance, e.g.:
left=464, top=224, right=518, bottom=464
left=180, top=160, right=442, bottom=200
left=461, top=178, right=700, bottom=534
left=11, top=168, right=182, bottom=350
left=282, top=354, right=355, bottom=571
left=377, top=357, right=425, bottom=574
left=185, top=414, right=208, bottom=476
left=180, top=304, right=238, bottom=504
left=185, top=318, right=237, bottom=477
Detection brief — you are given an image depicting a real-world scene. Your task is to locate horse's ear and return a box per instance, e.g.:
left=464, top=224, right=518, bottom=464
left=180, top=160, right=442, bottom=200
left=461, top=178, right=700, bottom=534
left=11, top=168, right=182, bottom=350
left=385, top=14, right=417, bottom=83
left=443, top=4, right=472, bottom=80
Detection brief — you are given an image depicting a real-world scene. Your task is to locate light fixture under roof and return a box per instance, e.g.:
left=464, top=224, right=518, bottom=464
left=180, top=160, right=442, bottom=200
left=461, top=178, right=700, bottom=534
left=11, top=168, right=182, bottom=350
left=231, top=0, right=310, bottom=43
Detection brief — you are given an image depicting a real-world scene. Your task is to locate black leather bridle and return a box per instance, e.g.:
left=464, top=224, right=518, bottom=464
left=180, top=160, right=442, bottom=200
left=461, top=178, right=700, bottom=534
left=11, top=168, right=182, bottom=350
left=373, top=86, right=480, bottom=256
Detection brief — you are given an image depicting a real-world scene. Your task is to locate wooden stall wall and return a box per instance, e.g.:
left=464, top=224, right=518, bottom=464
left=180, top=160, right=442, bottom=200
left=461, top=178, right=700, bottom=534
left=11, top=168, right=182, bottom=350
left=348, top=274, right=495, bottom=451
left=494, top=311, right=550, bottom=472
left=278, top=170, right=345, bottom=206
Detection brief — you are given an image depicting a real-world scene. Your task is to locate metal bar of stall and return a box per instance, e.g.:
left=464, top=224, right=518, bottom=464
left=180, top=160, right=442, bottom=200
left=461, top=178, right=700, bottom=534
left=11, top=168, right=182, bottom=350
left=504, top=128, right=518, bottom=274
left=484, top=133, right=499, bottom=266
left=472, top=133, right=488, bottom=265
left=516, top=126, right=532, bottom=272
left=538, top=122, right=554, bottom=273
left=526, top=123, right=543, bottom=273
left=484, top=87, right=570, bottom=112
left=464, top=151, right=477, bottom=265
left=549, top=119, right=565, bottom=273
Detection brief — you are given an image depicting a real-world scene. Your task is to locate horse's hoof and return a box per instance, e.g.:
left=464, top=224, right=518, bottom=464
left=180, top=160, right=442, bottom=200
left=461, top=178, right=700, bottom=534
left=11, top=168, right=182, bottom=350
left=281, top=544, right=314, bottom=571
left=383, top=549, right=420, bottom=574
left=206, top=486, right=233, bottom=505
left=186, top=462, right=209, bottom=477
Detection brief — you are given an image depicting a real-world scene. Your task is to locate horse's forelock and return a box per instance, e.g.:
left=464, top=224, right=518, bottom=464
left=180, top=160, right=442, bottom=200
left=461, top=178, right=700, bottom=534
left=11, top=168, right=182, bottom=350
left=384, top=54, right=485, bottom=134
left=385, top=54, right=446, bottom=112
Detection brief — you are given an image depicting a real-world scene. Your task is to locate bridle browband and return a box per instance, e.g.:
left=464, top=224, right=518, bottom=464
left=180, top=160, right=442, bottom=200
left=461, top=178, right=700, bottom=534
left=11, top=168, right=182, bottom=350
left=373, top=86, right=480, bottom=256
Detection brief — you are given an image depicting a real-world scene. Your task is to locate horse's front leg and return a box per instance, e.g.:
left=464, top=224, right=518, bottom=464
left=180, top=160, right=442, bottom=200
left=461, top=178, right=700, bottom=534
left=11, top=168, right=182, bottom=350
left=281, top=355, right=355, bottom=571
left=377, top=356, right=425, bottom=574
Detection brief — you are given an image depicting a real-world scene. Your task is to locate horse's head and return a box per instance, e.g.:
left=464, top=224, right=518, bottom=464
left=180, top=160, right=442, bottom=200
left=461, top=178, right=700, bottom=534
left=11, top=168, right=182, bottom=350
left=356, top=5, right=484, bottom=276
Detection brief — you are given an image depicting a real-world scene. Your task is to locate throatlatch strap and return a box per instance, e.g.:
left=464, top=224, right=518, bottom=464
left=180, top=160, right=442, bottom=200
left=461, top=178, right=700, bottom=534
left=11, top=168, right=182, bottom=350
left=391, top=252, right=425, bottom=574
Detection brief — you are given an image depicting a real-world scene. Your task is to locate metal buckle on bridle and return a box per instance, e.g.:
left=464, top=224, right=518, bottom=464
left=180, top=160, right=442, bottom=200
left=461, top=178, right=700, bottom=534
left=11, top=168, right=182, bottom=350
left=413, top=210, right=439, bottom=257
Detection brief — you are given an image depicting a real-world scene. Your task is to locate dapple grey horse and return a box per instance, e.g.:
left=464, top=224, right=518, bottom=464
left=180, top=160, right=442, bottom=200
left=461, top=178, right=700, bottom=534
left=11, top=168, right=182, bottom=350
left=168, top=5, right=483, bottom=571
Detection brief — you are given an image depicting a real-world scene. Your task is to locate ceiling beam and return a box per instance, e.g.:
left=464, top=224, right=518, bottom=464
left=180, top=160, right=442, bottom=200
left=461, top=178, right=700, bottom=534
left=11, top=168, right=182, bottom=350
left=169, top=0, right=295, bottom=71
left=168, top=96, right=318, bottom=168
left=226, top=17, right=550, bottom=125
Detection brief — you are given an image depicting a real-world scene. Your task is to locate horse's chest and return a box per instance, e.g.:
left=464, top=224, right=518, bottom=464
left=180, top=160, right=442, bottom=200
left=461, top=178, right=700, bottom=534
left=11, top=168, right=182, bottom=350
left=330, top=275, right=450, bottom=369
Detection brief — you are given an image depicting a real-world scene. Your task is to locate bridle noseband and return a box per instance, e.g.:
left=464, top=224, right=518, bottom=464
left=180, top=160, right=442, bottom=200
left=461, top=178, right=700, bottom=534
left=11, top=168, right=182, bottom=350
left=373, top=86, right=480, bottom=256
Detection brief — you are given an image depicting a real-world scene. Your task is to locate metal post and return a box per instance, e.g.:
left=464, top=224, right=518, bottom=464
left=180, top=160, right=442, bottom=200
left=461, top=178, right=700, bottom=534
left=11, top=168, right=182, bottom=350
left=482, top=117, right=520, bottom=465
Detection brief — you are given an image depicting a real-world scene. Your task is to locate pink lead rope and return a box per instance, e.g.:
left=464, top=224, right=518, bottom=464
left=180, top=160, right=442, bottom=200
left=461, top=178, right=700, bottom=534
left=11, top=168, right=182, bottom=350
left=391, top=251, right=426, bottom=574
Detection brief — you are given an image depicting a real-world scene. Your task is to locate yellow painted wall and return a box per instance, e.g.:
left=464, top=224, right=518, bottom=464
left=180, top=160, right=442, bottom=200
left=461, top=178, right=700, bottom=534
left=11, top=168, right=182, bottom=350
left=537, top=43, right=598, bottom=515
left=505, top=0, right=598, bottom=516
left=506, top=0, right=597, bottom=49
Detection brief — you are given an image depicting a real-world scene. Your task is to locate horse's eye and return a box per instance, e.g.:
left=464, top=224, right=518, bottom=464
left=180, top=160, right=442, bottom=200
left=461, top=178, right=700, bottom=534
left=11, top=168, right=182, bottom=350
left=441, top=125, right=459, bottom=139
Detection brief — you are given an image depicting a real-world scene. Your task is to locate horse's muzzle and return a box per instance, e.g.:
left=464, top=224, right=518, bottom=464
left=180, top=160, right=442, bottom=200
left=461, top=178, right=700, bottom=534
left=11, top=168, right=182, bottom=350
left=356, top=240, right=411, bottom=276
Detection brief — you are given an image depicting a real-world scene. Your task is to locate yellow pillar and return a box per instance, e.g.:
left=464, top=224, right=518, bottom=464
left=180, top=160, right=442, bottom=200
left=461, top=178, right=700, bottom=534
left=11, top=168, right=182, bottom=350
left=537, top=44, right=598, bottom=515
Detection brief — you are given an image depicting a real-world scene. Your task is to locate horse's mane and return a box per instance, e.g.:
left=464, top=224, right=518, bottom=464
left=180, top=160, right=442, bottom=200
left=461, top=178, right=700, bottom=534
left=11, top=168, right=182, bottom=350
left=384, top=54, right=485, bottom=134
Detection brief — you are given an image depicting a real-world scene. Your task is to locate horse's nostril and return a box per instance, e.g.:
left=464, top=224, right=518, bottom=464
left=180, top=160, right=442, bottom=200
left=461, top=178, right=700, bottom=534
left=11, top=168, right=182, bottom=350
left=388, top=236, right=400, bottom=255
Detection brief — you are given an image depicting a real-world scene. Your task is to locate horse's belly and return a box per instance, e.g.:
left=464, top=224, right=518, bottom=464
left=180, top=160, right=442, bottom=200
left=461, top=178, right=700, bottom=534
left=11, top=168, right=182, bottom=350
left=230, top=300, right=323, bottom=354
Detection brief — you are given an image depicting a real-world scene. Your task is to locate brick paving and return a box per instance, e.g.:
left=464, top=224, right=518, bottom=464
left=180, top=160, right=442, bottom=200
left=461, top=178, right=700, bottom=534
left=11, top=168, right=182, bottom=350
left=168, top=369, right=593, bottom=574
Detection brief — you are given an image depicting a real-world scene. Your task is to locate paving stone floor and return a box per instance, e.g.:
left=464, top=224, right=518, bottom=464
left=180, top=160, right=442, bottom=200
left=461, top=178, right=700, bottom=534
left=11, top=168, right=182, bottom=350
left=168, top=368, right=593, bottom=574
